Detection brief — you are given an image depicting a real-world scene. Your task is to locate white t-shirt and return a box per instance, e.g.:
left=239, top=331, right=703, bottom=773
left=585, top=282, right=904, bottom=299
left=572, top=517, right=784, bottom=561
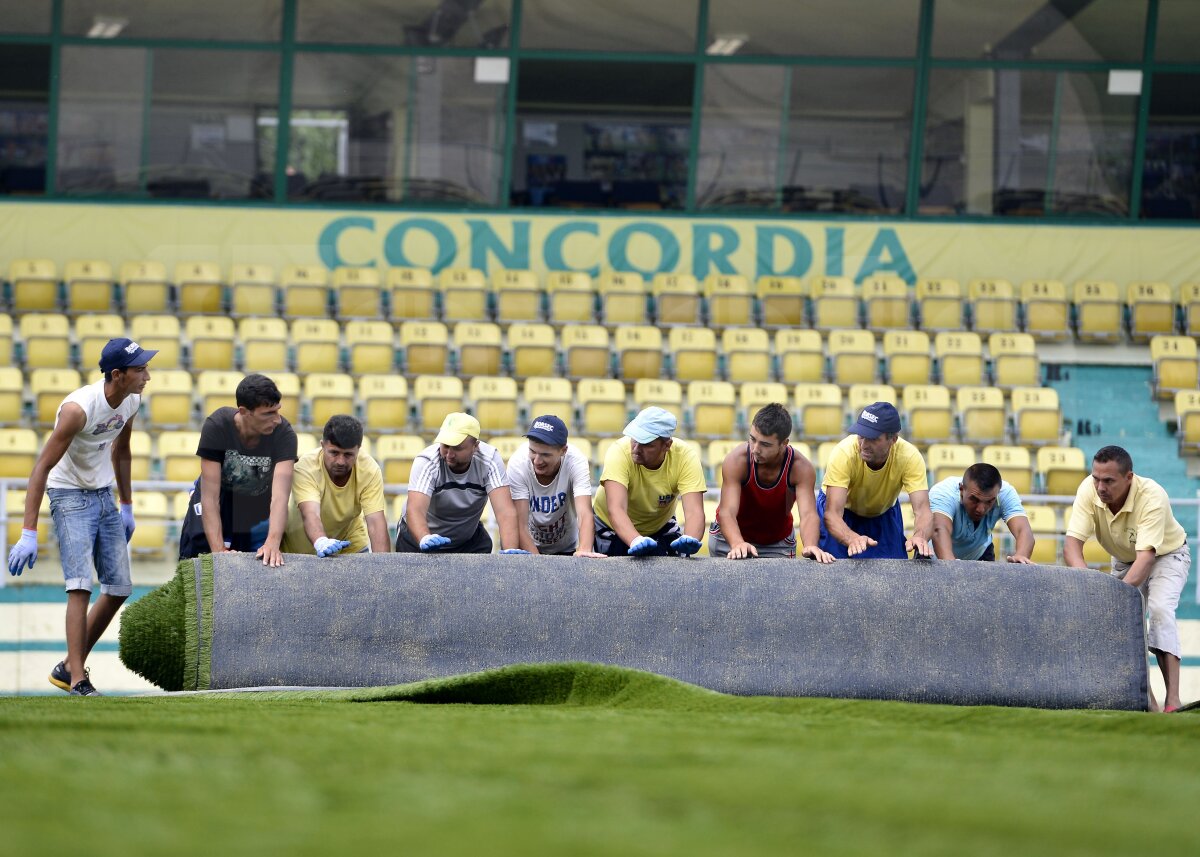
left=47, top=381, right=140, bottom=490
left=506, top=443, right=593, bottom=554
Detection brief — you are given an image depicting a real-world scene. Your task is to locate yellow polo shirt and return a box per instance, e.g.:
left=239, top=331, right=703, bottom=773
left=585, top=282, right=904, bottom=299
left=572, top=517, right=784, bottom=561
left=593, top=437, right=707, bottom=535
left=1066, top=473, right=1186, bottom=564
left=822, top=434, right=928, bottom=518
left=281, top=448, right=386, bottom=554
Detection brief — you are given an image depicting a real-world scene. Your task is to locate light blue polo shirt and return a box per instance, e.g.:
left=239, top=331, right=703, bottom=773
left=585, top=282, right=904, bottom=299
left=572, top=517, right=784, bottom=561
left=928, top=476, right=1026, bottom=560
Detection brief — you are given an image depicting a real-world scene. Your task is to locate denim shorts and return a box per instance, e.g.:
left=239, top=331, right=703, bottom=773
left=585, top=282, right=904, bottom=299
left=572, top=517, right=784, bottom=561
left=48, top=487, right=132, bottom=596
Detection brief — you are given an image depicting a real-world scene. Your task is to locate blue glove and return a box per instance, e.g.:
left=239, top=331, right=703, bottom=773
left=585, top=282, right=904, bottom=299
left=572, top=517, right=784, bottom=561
left=499, top=548, right=530, bottom=555
left=627, top=536, right=658, bottom=556
left=7, top=528, right=38, bottom=575
left=120, top=503, right=136, bottom=542
left=420, top=533, right=451, bottom=551
left=314, top=537, right=352, bottom=557
left=670, top=535, right=702, bottom=556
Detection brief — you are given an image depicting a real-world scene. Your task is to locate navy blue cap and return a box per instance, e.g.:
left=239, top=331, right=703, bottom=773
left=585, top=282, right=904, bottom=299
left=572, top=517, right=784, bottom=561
left=99, top=338, right=159, bottom=372
left=526, top=414, right=568, bottom=446
left=849, top=401, right=901, bottom=439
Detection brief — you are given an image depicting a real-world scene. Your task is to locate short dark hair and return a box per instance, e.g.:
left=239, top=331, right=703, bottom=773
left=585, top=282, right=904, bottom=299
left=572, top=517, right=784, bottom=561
left=235, top=373, right=282, bottom=410
left=751, top=403, right=792, bottom=442
left=1093, top=445, right=1133, bottom=474
left=323, top=414, right=363, bottom=450
left=962, top=462, right=1002, bottom=493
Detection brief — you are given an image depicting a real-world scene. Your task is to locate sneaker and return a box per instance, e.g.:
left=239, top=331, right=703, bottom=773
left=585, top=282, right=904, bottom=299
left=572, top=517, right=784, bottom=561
left=70, top=677, right=101, bottom=696
left=49, top=661, right=72, bottom=692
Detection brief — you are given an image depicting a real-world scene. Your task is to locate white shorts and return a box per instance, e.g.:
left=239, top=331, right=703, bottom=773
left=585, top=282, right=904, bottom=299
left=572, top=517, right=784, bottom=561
left=1112, top=543, right=1190, bottom=659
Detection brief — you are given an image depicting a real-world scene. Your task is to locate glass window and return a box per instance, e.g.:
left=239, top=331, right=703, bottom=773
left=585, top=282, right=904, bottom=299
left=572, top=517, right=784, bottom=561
left=57, top=47, right=279, bottom=199
left=0, top=46, right=50, bottom=196
left=921, top=69, right=1138, bottom=217
left=297, top=0, right=510, bottom=48
left=0, top=0, right=52, bottom=34
left=285, top=53, right=507, bottom=205
left=63, top=0, right=282, bottom=41
left=520, top=0, right=696, bottom=52
left=696, top=65, right=786, bottom=210
left=1142, top=73, right=1200, bottom=220
left=932, top=0, right=1147, bottom=62
left=511, top=59, right=693, bottom=209
left=1155, top=0, right=1200, bottom=63
left=706, top=0, right=919, bottom=57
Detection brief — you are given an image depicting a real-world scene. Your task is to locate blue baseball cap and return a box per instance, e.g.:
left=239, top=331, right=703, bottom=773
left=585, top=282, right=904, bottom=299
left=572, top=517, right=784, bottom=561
left=99, top=337, right=159, bottom=372
left=850, top=401, right=902, bottom=439
left=525, top=414, right=568, bottom=446
left=623, top=406, right=678, bottom=444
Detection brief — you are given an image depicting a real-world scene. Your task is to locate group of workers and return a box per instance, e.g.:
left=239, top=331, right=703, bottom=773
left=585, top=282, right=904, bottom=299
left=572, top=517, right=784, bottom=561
left=3, top=338, right=1191, bottom=713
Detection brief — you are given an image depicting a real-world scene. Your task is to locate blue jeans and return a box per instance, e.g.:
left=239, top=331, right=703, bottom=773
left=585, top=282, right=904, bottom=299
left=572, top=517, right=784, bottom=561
left=48, top=487, right=131, bottom=596
left=815, top=490, right=908, bottom=559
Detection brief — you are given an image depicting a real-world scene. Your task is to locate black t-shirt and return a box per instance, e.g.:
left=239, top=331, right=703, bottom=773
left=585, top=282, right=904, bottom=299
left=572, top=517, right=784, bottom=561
left=195, top=407, right=298, bottom=540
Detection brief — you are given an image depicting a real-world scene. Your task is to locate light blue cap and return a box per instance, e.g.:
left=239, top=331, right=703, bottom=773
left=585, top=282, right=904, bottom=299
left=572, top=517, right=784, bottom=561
left=623, top=406, right=678, bottom=444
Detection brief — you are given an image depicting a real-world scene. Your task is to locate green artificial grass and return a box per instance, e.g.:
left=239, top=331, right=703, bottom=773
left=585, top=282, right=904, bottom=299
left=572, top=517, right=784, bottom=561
left=1, top=663, right=1197, bottom=857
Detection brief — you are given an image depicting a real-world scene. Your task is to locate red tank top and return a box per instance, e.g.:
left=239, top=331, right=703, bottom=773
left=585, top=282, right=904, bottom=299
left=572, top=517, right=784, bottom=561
left=718, top=444, right=795, bottom=544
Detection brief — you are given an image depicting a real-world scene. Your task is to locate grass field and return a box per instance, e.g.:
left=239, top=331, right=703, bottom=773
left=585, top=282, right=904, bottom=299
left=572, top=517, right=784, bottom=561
left=2, top=664, right=1197, bottom=856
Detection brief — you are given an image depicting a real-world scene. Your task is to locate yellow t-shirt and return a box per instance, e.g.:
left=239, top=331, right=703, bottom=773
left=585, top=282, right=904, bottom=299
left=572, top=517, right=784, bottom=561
left=1066, top=473, right=1186, bottom=564
left=593, top=437, right=707, bottom=535
left=822, top=434, right=928, bottom=517
left=281, top=447, right=386, bottom=554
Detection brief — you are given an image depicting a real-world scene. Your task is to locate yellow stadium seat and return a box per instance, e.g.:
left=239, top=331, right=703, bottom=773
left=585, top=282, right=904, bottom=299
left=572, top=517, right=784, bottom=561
left=399, top=321, right=449, bottom=376
left=186, top=316, right=236, bottom=372
left=128, top=429, right=152, bottom=481
left=387, top=266, right=437, bottom=322
left=810, top=276, right=858, bottom=330
left=492, top=269, right=542, bottom=323
left=453, top=322, right=503, bottom=377
left=1023, top=505, right=1061, bottom=565
left=1010, top=387, right=1061, bottom=446
left=281, top=264, right=330, bottom=318
left=469, top=376, right=519, bottom=434
left=1082, top=537, right=1112, bottom=571
left=956, top=386, right=1006, bottom=445
left=634, top=378, right=683, bottom=412
left=902, top=384, right=954, bottom=445
left=924, top=443, right=975, bottom=484
left=413, top=375, right=464, bottom=433
left=723, top=327, right=771, bottom=384
left=652, top=273, right=701, bottom=326
left=488, top=436, right=526, bottom=464
left=29, top=368, right=78, bottom=426
left=704, top=274, right=753, bottom=328
left=19, top=313, right=70, bottom=370
left=827, top=329, right=877, bottom=387
left=1127, top=281, right=1175, bottom=343
left=577, top=378, right=627, bottom=436
left=439, top=267, right=488, bottom=323
left=130, top=314, right=181, bottom=370
left=0, top=314, right=12, bottom=366
left=6, top=489, right=52, bottom=550
left=756, top=276, right=805, bottom=328
left=0, top=427, right=38, bottom=478
left=775, top=329, right=825, bottom=384
left=1036, top=446, right=1086, bottom=497
left=332, top=267, right=382, bottom=319
left=75, top=315, right=124, bottom=370
left=129, top=491, right=169, bottom=557
left=968, top=278, right=1017, bottom=335
left=228, top=263, right=276, bottom=317
left=862, top=275, right=910, bottom=332
left=9, top=259, right=58, bottom=313
left=291, top=318, right=341, bottom=375
left=508, top=323, right=556, bottom=379
left=238, top=317, right=289, bottom=373
left=988, top=332, right=1039, bottom=389
left=159, top=430, right=201, bottom=482
left=916, top=278, right=962, bottom=332
left=375, top=435, right=426, bottom=484
left=816, top=440, right=839, bottom=475
left=545, top=271, right=595, bottom=326
left=1180, top=282, right=1200, bottom=337
left=847, top=384, right=896, bottom=419
left=196, top=370, right=241, bottom=417
left=706, top=438, right=743, bottom=487
left=358, top=375, right=408, bottom=433
left=668, top=327, right=717, bottom=382
left=934, top=331, right=984, bottom=388
left=175, top=262, right=223, bottom=315
left=524, top=377, right=573, bottom=421
left=614, top=326, right=662, bottom=381
left=597, top=271, right=648, bottom=326
left=687, top=380, right=737, bottom=438
left=1150, top=335, right=1198, bottom=399
left=561, top=324, right=610, bottom=379
left=1020, top=280, right=1069, bottom=342
left=1175, top=390, right=1200, bottom=454
left=740, top=382, right=789, bottom=431
left=1072, top=280, right=1122, bottom=343
left=305, top=373, right=355, bottom=429
left=273, top=372, right=301, bottom=425
left=982, top=444, right=1033, bottom=495
left=881, top=330, right=931, bottom=387
left=0, top=366, right=23, bottom=424
left=795, top=383, right=844, bottom=440
left=344, top=320, right=395, bottom=376
left=145, top=369, right=195, bottom=427
left=120, top=261, right=170, bottom=314
left=64, top=260, right=114, bottom=314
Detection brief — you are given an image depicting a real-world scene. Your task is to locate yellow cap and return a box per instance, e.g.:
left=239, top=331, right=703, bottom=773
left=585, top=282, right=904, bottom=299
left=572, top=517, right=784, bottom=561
left=434, top=412, right=481, bottom=446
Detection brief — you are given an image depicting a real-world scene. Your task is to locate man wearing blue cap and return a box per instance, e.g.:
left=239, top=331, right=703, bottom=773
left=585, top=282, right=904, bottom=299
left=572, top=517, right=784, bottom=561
left=817, top=401, right=933, bottom=560
left=592, top=406, right=708, bottom=557
left=505, top=415, right=603, bottom=556
left=6, top=337, right=156, bottom=696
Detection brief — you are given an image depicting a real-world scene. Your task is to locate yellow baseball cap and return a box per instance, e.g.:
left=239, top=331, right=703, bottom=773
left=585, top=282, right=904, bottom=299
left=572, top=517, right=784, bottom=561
left=435, top=412, right=481, bottom=446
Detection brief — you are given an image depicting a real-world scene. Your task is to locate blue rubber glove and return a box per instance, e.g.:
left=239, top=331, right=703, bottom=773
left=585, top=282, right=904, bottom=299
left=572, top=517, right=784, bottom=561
left=499, top=548, right=530, bottom=554
left=314, top=537, right=352, bottom=557
left=627, top=536, right=658, bottom=556
left=120, top=502, right=136, bottom=543
left=7, top=528, right=38, bottom=575
left=420, top=533, right=451, bottom=551
left=670, top=535, right=702, bottom=556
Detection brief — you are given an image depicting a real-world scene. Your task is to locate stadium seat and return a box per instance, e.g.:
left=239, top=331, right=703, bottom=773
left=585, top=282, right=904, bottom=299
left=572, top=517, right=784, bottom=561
left=1072, top=280, right=1122, bottom=343
left=561, top=324, right=610, bottom=379
left=492, top=269, right=543, bottom=323
left=934, top=331, right=984, bottom=388
left=195, top=370, right=241, bottom=418
left=469, top=376, right=520, bottom=433
left=1150, top=335, right=1198, bottom=399
left=1020, top=280, right=1069, bottom=342
left=815, top=440, right=839, bottom=476
left=375, top=434, right=426, bottom=484
left=756, top=276, right=805, bottom=328
left=968, top=278, right=1017, bottom=335
left=988, top=333, right=1039, bottom=389
left=291, top=318, right=341, bottom=375
left=687, top=380, right=737, bottom=438
left=0, top=314, right=12, bottom=366
left=0, top=427, right=38, bottom=477
left=19, top=313, right=71, bottom=369
left=1127, top=281, right=1175, bottom=343
left=794, top=383, right=844, bottom=440
left=848, top=383, right=896, bottom=416
left=328, top=267, right=381, bottom=320
left=1010, top=387, right=1061, bottom=446
left=703, top=274, right=753, bottom=328
left=882, top=330, right=931, bottom=386
left=129, top=491, right=170, bottom=557
left=706, top=438, right=743, bottom=487
left=508, top=323, right=557, bottom=379
left=413, top=375, right=464, bottom=433
left=956, top=386, right=1006, bottom=445
left=827, top=329, right=877, bottom=387
left=439, top=268, right=488, bottom=323
left=775, top=329, right=825, bottom=384
left=159, top=430, right=202, bottom=482
left=9, top=259, right=59, bottom=313
left=281, top=264, right=330, bottom=318
left=915, top=278, right=963, bottom=332
left=597, top=271, right=648, bottom=326
left=399, top=321, right=449, bottom=376
left=652, top=273, right=701, bottom=326
left=120, top=261, right=170, bottom=314
left=1023, top=505, right=1061, bottom=565
left=274, top=372, right=302, bottom=425
left=238, top=317, right=289, bottom=373
left=524, top=377, right=574, bottom=422
left=902, top=384, right=954, bottom=445
left=344, top=320, right=395, bottom=376
left=487, top=436, right=526, bottom=464
left=545, top=271, right=595, bottom=326
left=228, top=263, right=277, bottom=317
left=981, top=444, right=1033, bottom=495
left=1082, top=536, right=1113, bottom=571
left=358, top=374, right=408, bottom=433
left=453, top=322, right=504, bottom=377
left=668, top=327, right=717, bottom=382
left=6, top=489, right=51, bottom=549
left=862, top=275, right=910, bottom=332
left=810, top=275, right=858, bottom=330
left=924, top=443, right=975, bottom=484
left=577, top=378, right=627, bottom=436
left=740, top=382, right=789, bottom=430
left=128, top=429, right=152, bottom=481
left=1036, top=446, right=1087, bottom=496
left=387, top=267, right=437, bottom=322
left=0, top=366, right=23, bottom=423
left=186, top=316, right=236, bottom=372
left=305, top=373, right=355, bottom=429
left=145, top=370, right=195, bottom=427
left=723, top=328, right=771, bottom=384
left=75, top=315, right=124, bottom=369
left=176, top=262, right=224, bottom=315
left=129, top=315, right=182, bottom=369
left=633, top=378, right=683, bottom=413
left=569, top=436, right=593, bottom=464
left=1175, top=391, right=1200, bottom=454
left=63, top=260, right=114, bottom=314
left=1180, top=282, right=1200, bottom=337
left=614, top=326, right=662, bottom=380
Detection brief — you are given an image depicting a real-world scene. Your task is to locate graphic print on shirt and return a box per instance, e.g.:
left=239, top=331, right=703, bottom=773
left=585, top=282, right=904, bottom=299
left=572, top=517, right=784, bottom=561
left=528, top=492, right=570, bottom=545
left=90, top=414, right=127, bottom=436
left=222, top=450, right=274, bottom=496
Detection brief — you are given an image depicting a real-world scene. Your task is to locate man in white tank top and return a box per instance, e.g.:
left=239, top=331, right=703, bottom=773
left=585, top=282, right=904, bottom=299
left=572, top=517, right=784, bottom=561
left=6, top=337, right=156, bottom=696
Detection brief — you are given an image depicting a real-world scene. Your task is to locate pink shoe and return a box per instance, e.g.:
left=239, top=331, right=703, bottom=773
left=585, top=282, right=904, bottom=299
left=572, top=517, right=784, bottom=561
left=1164, top=704, right=1180, bottom=713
